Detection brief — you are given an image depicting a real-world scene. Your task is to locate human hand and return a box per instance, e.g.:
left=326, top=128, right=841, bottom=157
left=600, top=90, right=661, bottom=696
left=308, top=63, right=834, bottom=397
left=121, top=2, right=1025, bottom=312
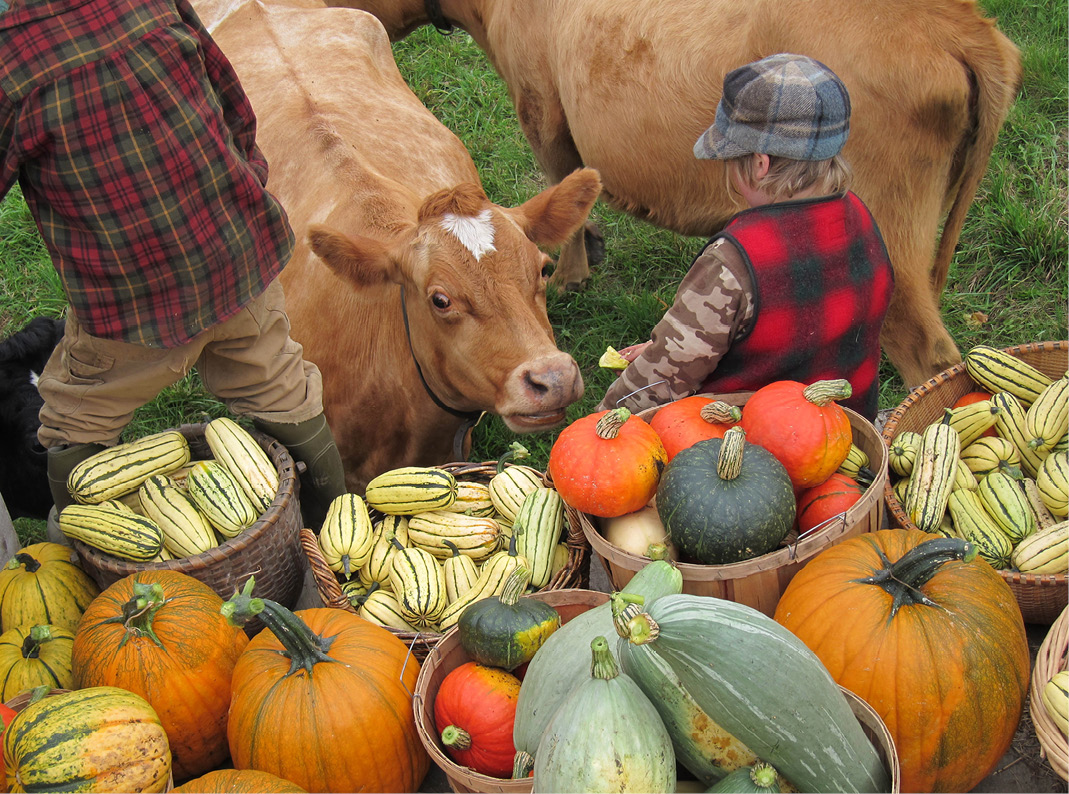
left=618, top=342, right=651, bottom=363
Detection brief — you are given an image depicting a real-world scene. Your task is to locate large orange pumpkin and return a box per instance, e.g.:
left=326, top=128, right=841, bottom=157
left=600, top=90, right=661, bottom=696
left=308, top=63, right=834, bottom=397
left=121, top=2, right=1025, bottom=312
left=172, top=769, right=306, bottom=793
left=773, top=529, right=1030, bottom=793
left=548, top=408, right=667, bottom=518
left=70, top=571, right=249, bottom=783
left=223, top=578, right=429, bottom=793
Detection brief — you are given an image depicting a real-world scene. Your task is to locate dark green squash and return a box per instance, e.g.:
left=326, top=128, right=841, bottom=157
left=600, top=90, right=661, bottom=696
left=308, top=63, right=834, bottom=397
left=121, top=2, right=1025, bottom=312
left=656, top=427, right=795, bottom=564
left=706, top=763, right=780, bottom=793
left=457, top=567, right=560, bottom=671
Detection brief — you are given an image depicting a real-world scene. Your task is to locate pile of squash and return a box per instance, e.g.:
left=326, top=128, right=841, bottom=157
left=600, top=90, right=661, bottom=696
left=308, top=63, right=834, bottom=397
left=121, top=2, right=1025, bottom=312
left=552, top=379, right=873, bottom=567
left=55, top=417, right=281, bottom=563
left=316, top=454, right=572, bottom=634
left=0, top=542, right=428, bottom=793
left=886, top=345, right=1068, bottom=574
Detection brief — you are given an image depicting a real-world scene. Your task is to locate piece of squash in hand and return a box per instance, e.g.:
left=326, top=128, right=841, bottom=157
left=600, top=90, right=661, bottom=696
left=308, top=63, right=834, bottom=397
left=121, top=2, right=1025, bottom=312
left=458, top=566, right=560, bottom=671
left=601, top=503, right=678, bottom=560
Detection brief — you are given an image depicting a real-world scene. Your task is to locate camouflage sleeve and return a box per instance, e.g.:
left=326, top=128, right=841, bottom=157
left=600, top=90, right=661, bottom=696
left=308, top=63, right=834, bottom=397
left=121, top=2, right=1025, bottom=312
left=598, top=238, right=753, bottom=413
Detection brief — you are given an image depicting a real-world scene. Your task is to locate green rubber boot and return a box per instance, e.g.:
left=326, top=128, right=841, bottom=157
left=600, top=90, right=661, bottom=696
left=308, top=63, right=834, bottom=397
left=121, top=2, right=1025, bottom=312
left=253, top=414, right=347, bottom=529
left=46, top=442, right=106, bottom=545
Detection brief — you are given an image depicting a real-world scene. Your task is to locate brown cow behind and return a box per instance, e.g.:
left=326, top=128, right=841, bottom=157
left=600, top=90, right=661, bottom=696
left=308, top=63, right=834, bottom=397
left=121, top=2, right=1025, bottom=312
left=319, top=0, right=1021, bottom=387
left=200, top=1, right=600, bottom=489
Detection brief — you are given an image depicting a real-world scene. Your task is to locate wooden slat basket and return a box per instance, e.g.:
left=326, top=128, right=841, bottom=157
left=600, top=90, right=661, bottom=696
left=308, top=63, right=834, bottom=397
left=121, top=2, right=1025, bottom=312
left=1031, top=605, right=1069, bottom=782
left=69, top=422, right=305, bottom=616
left=881, top=341, right=1068, bottom=624
left=579, top=393, right=887, bottom=618
left=302, top=460, right=591, bottom=661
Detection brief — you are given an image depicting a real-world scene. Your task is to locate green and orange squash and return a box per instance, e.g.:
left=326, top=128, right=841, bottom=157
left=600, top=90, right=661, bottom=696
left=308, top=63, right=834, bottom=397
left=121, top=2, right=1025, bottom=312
left=433, top=662, right=521, bottom=778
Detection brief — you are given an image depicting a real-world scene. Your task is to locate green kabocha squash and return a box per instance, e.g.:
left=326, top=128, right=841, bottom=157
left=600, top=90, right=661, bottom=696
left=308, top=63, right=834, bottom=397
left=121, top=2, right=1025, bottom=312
left=458, top=567, right=560, bottom=671
left=657, top=427, right=795, bottom=564
left=532, top=636, right=675, bottom=793
left=706, top=763, right=780, bottom=793
left=512, top=560, right=682, bottom=757
left=616, top=595, right=888, bottom=794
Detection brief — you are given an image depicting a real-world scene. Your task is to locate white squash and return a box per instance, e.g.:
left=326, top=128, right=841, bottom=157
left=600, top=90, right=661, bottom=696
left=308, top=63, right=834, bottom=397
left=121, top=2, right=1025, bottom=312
left=601, top=503, right=678, bottom=560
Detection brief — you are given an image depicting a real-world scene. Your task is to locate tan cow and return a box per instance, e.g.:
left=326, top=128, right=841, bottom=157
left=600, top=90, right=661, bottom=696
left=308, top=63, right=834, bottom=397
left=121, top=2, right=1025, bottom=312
left=199, top=0, right=601, bottom=489
left=319, top=0, right=1021, bottom=387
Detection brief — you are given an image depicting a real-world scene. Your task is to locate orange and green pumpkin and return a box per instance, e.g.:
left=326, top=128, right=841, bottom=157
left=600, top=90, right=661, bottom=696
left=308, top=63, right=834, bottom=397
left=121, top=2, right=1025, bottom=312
left=0, top=544, right=99, bottom=633
left=3, top=686, right=171, bottom=793
left=0, top=624, right=75, bottom=701
left=70, top=571, right=248, bottom=783
left=773, top=530, right=1030, bottom=793
left=223, top=577, right=429, bottom=793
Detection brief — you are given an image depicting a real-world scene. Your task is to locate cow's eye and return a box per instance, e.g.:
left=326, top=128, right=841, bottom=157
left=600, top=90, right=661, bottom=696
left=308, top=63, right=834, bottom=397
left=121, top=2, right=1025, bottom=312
left=541, top=261, right=555, bottom=279
left=431, top=292, right=452, bottom=310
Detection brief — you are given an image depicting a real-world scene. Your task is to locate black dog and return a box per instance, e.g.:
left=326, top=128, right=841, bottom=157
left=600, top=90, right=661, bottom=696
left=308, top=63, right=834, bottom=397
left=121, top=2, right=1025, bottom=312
left=0, top=316, right=65, bottom=520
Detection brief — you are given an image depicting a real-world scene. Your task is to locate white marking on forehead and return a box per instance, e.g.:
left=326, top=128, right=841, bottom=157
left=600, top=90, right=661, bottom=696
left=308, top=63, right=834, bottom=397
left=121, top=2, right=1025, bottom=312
left=440, top=209, right=496, bottom=260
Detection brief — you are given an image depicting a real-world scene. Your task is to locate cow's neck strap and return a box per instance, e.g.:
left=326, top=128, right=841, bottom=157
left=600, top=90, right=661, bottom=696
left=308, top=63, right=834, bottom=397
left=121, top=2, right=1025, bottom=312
left=399, top=286, right=483, bottom=460
left=424, top=0, right=455, bottom=34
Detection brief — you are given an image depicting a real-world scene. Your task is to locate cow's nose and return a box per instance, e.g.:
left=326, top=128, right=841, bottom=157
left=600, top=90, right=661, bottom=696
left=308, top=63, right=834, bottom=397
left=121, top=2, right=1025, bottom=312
left=522, top=355, right=584, bottom=405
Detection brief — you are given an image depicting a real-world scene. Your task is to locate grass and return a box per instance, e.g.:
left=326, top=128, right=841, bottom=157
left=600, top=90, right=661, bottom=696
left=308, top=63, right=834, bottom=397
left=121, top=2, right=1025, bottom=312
left=1, top=0, right=1065, bottom=541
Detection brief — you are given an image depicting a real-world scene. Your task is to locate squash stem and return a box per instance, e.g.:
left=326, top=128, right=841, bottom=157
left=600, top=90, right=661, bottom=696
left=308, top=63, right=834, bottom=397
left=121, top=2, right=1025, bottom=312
left=221, top=576, right=338, bottom=675
left=853, top=537, right=977, bottom=616
left=608, top=592, right=647, bottom=638
left=750, top=763, right=779, bottom=790
left=595, top=408, right=631, bottom=440
left=512, top=750, right=535, bottom=779
left=495, top=442, right=530, bottom=475
left=802, top=379, right=852, bottom=406
left=102, top=581, right=169, bottom=649
left=499, top=566, right=532, bottom=606
left=20, top=625, right=54, bottom=659
left=8, top=553, right=40, bottom=573
left=716, top=426, right=746, bottom=481
left=440, top=725, right=472, bottom=750
left=699, top=401, right=742, bottom=425
left=589, top=636, right=620, bottom=680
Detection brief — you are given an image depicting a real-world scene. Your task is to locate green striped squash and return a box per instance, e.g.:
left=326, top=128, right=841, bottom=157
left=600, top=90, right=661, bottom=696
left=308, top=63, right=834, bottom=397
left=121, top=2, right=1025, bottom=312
left=67, top=432, right=191, bottom=505
left=185, top=460, right=259, bottom=538
left=364, top=467, right=457, bottom=515
left=58, top=504, right=164, bottom=562
left=512, top=487, right=565, bottom=588
left=4, top=686, right=171, bottom=792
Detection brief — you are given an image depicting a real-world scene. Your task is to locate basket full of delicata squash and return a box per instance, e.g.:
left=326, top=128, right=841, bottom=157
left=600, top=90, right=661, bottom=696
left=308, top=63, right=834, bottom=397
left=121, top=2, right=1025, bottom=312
left=882, top=341, right=1068, bottom=622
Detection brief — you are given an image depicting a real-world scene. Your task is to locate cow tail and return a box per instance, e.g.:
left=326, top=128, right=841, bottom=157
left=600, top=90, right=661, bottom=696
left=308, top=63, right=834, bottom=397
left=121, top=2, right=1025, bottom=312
left=931, top=11, right=1022, bottom=296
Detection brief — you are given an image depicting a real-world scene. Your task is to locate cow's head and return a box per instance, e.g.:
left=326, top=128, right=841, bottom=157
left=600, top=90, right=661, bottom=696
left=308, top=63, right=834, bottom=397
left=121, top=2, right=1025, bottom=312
left=307, top=167, right=601, bottom=432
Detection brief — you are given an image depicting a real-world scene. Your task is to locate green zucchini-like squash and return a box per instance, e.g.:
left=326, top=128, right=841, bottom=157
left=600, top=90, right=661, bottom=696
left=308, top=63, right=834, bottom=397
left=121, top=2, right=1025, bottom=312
left=617, top=595, right=888, bottom=794
left=512, top=559, right=682, bottom=756
left=458, top=567, right=560, bottom=671
left=532, top=636, right=675, bottom=793
left=656, top=427, right=795, bottom=564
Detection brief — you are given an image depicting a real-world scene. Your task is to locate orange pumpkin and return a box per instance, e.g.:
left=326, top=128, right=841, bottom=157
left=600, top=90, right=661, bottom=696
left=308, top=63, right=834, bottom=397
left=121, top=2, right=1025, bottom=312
left=648, top=397, right=742, bottom=461
left=548, top=408, right=667, bottom=517
left=953, top=390, right=998, bottom=437
left=794, top=473, right=865, bottom=535
left=224, top=578, right=429, bottom=793
left=173, top=769, right=306, bottom=793
left=434, top=662, right=521, bottom=778
left=773, top=529, right=1030, bottom=793
left=70, top=571, right=249, bottom=783
left=739, top=379, right=853, bottom=490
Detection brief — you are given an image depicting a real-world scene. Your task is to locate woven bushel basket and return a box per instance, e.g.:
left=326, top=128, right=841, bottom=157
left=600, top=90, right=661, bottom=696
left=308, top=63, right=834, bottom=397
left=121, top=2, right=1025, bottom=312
left=302, top=460, right=591, bottom=662
left=881, top=341, right=1068, bottom=624
left=70, top=422, right=305, bottom=617
left=1031, top=605, right=1069, bottom=781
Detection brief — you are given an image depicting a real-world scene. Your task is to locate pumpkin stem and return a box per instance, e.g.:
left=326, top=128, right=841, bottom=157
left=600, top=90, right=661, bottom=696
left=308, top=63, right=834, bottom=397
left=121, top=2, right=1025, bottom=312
left=103, top=581, right=170, bottom=649
left=27, top=685, right=51, bottom=705
left=750, top=762, right=780, bottom=790
left=496, top=442, right=530, bottom=474
left=716, top=426, right=746, bottom=481
left=221, top=576, right=338, bottom=675
left=512, top=750, right=535, bottom=779
left=20, top=625, right=54, bottom=659
left=499, top=567, right=533, bottom=606
left=595, top=408, right=631, bottom=440
left=853, top=537, right=978, bottom=617
left=440, top=725, right=472, bottom=750
left=8, top=553, right=40, bottom=573
left=610, top=595, right=659, bottom=644
left=802, top=379, right=852, bottom=406
left=589, top=636, right=620, bottom=680
left=699, top=401, right=742, bottom=425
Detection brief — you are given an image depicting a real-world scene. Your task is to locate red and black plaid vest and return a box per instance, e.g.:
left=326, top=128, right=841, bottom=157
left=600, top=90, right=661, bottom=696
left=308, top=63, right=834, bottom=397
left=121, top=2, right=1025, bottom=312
left=698, top=192, right=894, bottom=419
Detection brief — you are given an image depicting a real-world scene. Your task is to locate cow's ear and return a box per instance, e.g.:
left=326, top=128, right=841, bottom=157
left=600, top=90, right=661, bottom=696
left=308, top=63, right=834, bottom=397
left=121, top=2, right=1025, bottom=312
left=512, top=168, right=601, bottom=248
left=306, top=224, right=396, bottom=287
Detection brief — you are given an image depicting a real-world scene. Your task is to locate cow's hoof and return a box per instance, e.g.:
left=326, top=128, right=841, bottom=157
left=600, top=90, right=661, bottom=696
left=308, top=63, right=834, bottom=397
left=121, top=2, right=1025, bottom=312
left=584, top=224, right=605, bottom=268
left=563, top=279, right=588, bottom=293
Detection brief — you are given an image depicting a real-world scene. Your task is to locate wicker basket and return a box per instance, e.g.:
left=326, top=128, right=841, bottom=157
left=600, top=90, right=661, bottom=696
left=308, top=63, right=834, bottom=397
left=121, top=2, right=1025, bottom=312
left=1031, top=606, right=1069, bottom=782
left=579, top=393, right=887, bottom=618
left=302, top=461, right=591, bottom=661
left=881, top=341, right=1068, bottom=623
left=69, top=422, right=306, bottom=616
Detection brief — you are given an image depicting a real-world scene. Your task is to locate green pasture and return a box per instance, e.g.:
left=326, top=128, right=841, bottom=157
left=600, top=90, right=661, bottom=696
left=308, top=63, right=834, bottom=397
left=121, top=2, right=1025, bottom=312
left=1, top=0, right=1065, bottom=543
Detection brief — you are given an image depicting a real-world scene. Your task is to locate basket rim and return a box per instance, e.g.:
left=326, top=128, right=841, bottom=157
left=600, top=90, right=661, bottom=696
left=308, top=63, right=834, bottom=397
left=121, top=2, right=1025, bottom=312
left=70, top=421, right=299, bottom=577
left=1030, top=606, right=1069, bottom=781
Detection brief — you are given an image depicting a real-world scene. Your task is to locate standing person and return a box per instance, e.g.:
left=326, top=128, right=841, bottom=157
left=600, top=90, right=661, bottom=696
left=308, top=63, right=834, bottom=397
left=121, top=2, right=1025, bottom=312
left=600, top=53, right=894, bottom=420
left=0, top=0, right=347, bottom=527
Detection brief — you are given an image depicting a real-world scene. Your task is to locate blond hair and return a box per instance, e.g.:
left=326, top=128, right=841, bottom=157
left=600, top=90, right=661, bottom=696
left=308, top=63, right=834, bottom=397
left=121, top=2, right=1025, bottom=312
left=725, top=154, right=853, bottom=206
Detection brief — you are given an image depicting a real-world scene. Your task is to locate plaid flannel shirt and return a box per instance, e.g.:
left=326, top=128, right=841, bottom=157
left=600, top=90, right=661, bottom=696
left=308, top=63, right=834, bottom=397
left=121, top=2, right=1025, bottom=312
left=0, top=0, right=293, bottom=348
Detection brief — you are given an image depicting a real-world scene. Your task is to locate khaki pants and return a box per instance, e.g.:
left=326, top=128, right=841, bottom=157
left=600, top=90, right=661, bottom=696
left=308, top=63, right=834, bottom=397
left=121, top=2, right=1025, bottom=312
left=37, top=281, right=324, bottom=448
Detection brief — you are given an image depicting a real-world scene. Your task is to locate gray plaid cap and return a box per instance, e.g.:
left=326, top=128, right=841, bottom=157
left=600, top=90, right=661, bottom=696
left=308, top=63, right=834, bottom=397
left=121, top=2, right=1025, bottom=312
left=694, top=53, right=850, bottom=161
